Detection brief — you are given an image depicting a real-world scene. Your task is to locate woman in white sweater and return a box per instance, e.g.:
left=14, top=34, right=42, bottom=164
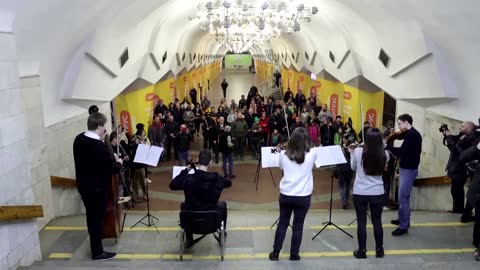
left=269, top=127, right=317, bottom=261
left=349, top=127, right=389, bottom=259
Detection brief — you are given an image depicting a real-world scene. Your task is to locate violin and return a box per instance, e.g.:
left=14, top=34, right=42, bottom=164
left=386, top=130, right=408, bottom=145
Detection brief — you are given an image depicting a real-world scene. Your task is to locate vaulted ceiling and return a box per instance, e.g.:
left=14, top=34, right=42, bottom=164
left=1, top=0, right=479, bottom=125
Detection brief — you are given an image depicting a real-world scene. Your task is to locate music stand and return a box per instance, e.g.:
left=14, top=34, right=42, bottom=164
left=253, top=153, right=277, bottom=191
left=312, top=146, right=353, bottom=240
left=130, top=144, right=163, bottom=233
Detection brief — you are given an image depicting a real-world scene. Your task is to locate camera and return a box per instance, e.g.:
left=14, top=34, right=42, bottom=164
left=439, top=123, right=449, bottom=133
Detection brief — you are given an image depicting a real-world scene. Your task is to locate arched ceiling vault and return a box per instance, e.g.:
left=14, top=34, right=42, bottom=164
left=3, top=0, right=478, bottom=126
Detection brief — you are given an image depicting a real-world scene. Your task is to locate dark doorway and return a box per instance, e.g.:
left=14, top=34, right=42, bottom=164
left=383, top=92, right=396, bottom=128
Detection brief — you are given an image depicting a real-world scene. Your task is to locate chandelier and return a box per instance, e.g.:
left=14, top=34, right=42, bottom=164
left=190, top=0, right=318, bottom=53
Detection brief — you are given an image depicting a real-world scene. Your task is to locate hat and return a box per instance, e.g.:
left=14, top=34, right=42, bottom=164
left=136, top=123, right=145, bottom=131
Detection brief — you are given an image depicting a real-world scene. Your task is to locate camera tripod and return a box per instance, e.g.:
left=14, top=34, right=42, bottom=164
left=130, top=166, right=159, bottom=233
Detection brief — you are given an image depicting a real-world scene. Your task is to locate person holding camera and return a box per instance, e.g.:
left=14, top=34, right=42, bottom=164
left=169, top=150, right=232, bottom=247
left=350, top=128, right=390, bottom=259
left=269, top=128, right=317, bottom=261
left=443, top=121, right=477, bottom=220
left=459, top=139, right=480, bottom=261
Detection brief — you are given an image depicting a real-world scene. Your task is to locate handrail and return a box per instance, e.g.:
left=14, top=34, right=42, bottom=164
left=0, top=205, right=44, bottom=221
left=413, top=175, right=451, bottom=187
left=50, top=176, right=77, bottom=188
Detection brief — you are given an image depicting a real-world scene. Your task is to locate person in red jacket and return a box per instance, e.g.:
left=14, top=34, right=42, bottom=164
left=259, top=111, right=270, bottom=145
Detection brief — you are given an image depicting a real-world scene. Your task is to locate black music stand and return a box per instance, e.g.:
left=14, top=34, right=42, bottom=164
left=253, top=151, right=277, bottom=191
left=312, top=146, right=353, bottom=240
left=129, top=144, right=163, bottom=233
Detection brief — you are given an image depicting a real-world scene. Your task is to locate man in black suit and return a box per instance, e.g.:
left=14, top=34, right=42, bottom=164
left=170, top=150, right=232, bottom=247
left=73, top=112, right=116, bottom=261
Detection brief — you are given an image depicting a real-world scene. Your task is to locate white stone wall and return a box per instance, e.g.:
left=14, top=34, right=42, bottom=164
left=0, top=32, right=49, bottom=270
left=396, top=100, right=463, bottom=211
left=46, top=102, right=111, bottom=217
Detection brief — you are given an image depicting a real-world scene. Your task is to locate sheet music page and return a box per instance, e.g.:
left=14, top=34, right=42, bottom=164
left=314, top=145, right=347, bottom=167
left=261, top=147, right=280, bottom=168
left=133, top=144, right=150, bottom=164
left=145, top=146, right=164, bottom=166
left=172, top=166, right=195, bottom=179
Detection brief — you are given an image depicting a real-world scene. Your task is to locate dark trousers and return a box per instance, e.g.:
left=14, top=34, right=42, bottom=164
left=222, top=88, right=227, bottom=98
left=338, top=172, right=353, bottom=203
left=383, top=171, right=394, bottom=206
left=166, top=138, right=177, bottom=160
left=273, top=194, right=311, bottom=255
left=80, top=190, right=106, bottom=258
left=194, top=119, right=201, bottom=134
left=473, top=199, right=480, bottom=248
left=181, top=201, right=228, bottom=241
left=451, top=174, right=468, bottom=212
left=222, top=152, right=234, bottom=177
left=234, top=136, right=245, bottom=159
left=353, top=194, right=384, bottom=251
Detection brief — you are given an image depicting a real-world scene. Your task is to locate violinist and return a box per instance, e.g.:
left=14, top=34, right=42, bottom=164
left=386, top=114, right=422, bottom=237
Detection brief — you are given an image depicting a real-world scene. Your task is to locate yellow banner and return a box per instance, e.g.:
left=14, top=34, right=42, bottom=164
left=115, top=61, right=221, bottom=135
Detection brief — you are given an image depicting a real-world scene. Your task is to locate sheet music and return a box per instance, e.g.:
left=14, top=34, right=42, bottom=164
left=172, top=166, right=195, bottom=179
left=261, top=147, right=280, bottom=168
left=133, top=144, right=150, bottom=164
left=133, top=144, right=163, bottom=167
left=145, top=146, right=164, bottom=166
left=314, top=145, right=347, bottom=167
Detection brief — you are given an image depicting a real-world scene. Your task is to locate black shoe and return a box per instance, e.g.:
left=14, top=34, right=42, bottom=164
left=223, top=175, right=229, bottom=179
left=230, top=175, right=236, bottom=179
left=342, top=201, right=348, bottom=209
left=353, top=250, right=367, bottom=259
left=93, top=251, right=116, bottom=261
left=289, top=254, right=301, bottom=261
left=461, top=215, right=475, bottom=223
left=392, top=228, right=408, bottom=236
left=269, top=251, right=279, bottom=261
left=391, top=219, right=410, bottom=227
left=376, top=248, right=384, bottom=258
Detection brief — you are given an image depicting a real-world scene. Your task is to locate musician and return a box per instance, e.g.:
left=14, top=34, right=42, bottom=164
left=386, top=114, right=422, bottom=236
left=269, top=128, right=318, bottom=261
left=73, top=112, right=116, bottom=261
left=350, top=128, right=390, bottom=259
left=169, top=150, right=232, bottom=247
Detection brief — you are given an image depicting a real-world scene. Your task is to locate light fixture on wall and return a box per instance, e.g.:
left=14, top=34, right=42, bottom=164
left=190, top=0, right=318, bottom=53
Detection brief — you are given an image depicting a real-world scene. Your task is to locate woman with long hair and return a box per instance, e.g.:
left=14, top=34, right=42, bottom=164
left=349, top=128, right=389, bottom=259
left=269, top=127, right=317, bottom=261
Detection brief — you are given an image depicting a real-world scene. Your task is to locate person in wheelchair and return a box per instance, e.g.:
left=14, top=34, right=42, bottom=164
left=169, top=149, right=232, bottom=247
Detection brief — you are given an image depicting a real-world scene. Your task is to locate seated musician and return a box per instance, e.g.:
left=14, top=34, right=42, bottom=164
left=169, top=149, right=232, bottom=247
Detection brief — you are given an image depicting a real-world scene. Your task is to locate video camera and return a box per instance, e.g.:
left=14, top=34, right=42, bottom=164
left=439, top=123, right=449, bottom=133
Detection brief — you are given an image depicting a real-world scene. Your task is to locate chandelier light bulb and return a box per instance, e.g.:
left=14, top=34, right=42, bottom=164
left=206, top=1, right=213, bottom=11
left=261, top=1, right=269, bottom=10
left=312, top=6, right=319, bottom=15
left=223, top=0, right=232, bottom=9
left=297, top=4, right=304, bottom=12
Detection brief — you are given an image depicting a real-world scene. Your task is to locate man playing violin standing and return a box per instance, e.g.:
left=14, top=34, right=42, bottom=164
left=386, top=114, right=422, bottom=236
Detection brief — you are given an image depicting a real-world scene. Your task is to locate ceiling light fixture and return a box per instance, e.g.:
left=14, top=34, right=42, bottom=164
left=192, top=0, right=318, bottom=53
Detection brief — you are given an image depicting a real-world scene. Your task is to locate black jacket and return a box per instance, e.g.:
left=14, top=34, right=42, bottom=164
left=154, top=104, right=168, bottom=116
left=321, top=125, right=336, bottom=146
left=170, top=169, right=232, bottom=211
left=386, top=127, right=422, bottom=170
left=176, top=131, right=193, bottom=152
left=459, top=143, right=480, bottom=207
left=445, top=133, right=476, bottom=177
left=165, top=120, right=180, bottom=140
left=73, top=133, right=114, bottom=194
left=218, top=131, right=233, bottom=154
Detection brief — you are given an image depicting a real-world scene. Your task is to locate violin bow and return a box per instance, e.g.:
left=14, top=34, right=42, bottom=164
left=360, top=100, right=365, bottom=143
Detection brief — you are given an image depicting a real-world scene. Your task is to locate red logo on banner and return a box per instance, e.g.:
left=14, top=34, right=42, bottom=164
left=183, top=76, right=187, bottom=82
left=145, top=93, right=155, bottom=101
left=316, top=81, right=321, bottom=87
left=299, top=75, right=304, bottom=81
left=330, top=94, right=339, bottom=118
left=120, top=111, right=132, bottom=136
left=192, top=73, right=196, bottom=78
left=366, top=109, right=377, bottom=127
left=310, top=86, right=317, bottom=97
left=153, top=95, right=160, bottom=104
left=343, top=91, right=352, bottom=100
